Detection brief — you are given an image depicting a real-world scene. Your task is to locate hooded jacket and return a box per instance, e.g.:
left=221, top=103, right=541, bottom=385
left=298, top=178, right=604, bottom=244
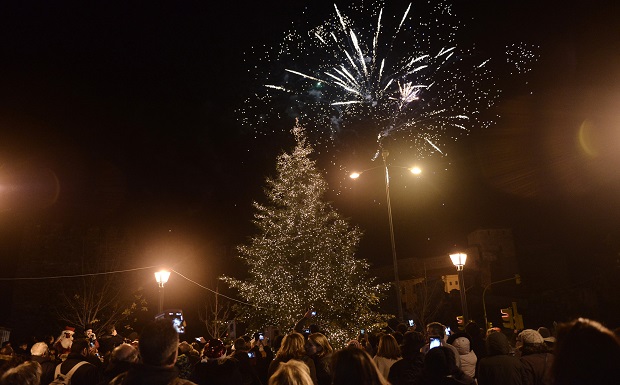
left=477, top=333, right=523, bottom=385
left=451, top=337, right=477, bottom=379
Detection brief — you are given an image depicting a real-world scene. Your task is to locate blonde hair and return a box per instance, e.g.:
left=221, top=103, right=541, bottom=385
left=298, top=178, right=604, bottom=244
left=308, top=333, right=333, bottom=358
left=376, top=334, right=401, bottom=360
left=0, top=361, right=42, bottom=385
left=268, top=360, right=313, bottom=385
left=276, top=332, right=306, bottom=361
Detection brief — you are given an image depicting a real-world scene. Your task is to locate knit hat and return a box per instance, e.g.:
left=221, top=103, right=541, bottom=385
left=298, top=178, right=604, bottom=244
left=30, top=342, right=49, bottom=356
left=518, top=329, right=544, bottom=345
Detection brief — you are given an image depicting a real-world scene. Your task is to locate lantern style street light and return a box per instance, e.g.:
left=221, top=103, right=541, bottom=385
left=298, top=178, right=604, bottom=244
left=155, top=270, right=171, bottom=314
left=350, top=150, right=422, bottom=322
left=450, top=252, right=468, bottom=322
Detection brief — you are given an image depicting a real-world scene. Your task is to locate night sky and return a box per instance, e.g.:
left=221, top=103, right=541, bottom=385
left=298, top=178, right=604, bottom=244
left=1, top=0, right=620, bottom=334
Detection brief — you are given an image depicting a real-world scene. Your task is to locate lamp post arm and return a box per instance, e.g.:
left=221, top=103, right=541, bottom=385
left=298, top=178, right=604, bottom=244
left=483, top=275, right=520, bottom=329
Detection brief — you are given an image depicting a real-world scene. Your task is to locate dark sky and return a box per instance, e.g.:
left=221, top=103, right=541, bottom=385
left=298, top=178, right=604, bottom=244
left=1, top=0, right=620, bottom=306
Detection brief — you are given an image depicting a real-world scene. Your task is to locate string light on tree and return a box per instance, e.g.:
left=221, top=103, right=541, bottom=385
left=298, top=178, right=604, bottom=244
left=221, top=121, right=390, bottom=344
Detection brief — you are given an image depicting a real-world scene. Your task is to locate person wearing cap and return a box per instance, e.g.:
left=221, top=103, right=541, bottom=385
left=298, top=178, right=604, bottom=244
left=53, top=326, right=75, bottom=359
left=516, top=329, right=553, bottom=385
left=30, top=342, right=55, bottom=385
left=536, top=327, right=555, bottom=351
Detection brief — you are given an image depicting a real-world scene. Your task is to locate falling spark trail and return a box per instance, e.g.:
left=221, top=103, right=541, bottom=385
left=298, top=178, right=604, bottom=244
left=242, top=0, right=539, bottom=163
left=396, top=3, right=412, bottom=34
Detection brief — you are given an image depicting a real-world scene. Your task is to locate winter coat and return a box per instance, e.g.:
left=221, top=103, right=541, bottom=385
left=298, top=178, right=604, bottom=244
left=520, top=352, right=554, bottom=385
left=110, top=363, right=197, bottom=385
left=57, top=354, right=102, bottom=385
left=31, top=355, right=56, bottom=385
left=98, top=334, right=125, bottom=356
left=451, top=337, right=477, bottom=379
left=387, top=352, right=425, bottom=385
left=98, top=360, right=134, bottom=385
left=312, top=353, right=332, bottom=385
left=190, top=358, right=242, bottom=385
left=477, top=333, right=523, bottom=385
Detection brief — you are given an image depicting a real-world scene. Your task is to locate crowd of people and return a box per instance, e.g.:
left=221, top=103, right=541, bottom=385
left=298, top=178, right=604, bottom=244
left=0, top=314, right=619, bottom=385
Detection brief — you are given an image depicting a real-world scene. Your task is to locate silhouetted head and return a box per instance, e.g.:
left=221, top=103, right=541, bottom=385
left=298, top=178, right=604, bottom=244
left=331, top=346, right=389, bottom=385
left=139, top=319, right=179, bottom=366
left=553, top=318, right=620, bottom=385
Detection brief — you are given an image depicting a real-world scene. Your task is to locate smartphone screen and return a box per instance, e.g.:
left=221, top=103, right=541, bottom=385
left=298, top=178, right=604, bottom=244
left=429, top=337, right=441, bottom=349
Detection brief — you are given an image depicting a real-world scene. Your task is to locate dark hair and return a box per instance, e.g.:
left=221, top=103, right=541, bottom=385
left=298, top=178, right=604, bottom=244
left=396, top=323, right=408, bottom=334
left=138, top=319, right=179, bottom=366
left=234, top=337, right=247, bottom=352
left=401, top=331, right=426, bottom=357
left=426, top=322, right=446, bottom=338
left=104, top=324, right=116, bottom=335
left=424, top=346, right=455, bottom=377
left=272, top=334, right=284, bottom=353
left=423, top=346, right=470, bottom=385
left=70, top=338, right=90, bottom=355
left=446, top=331, right=471, bottom=346
left=391, top=332, right=404, bottom=346
left=331, top=348, right=389, bottom=385
left=464, top=321, right=482, bottom=339
left=552, top=318, right=620, bottom=385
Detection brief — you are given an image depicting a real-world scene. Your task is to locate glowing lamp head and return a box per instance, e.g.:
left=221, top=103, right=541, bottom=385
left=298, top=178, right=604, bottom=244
left=410, top=167, right=422, bottom=175
left=350, top=172, right=361, bottom=179
left=450, top=253, right=467, bottom=270
left=155, top=270, right=171, bottom=287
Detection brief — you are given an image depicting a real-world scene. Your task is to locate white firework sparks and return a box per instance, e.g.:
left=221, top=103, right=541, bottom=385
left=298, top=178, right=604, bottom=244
left=241, top=0, right=537, bottom=161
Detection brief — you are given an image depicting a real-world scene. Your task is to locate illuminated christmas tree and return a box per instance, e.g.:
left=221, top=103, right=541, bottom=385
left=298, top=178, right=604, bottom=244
left=222, top=122, right=389, bottom=343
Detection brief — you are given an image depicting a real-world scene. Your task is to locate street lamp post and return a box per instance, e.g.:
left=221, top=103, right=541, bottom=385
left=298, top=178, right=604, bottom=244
left=351, top=150, right=421, bottom=322
left=381, top=150, right=404, bottom=322
left=450, top=253, right=468, bottom=322
left=154, top=270, right=171, bottom=314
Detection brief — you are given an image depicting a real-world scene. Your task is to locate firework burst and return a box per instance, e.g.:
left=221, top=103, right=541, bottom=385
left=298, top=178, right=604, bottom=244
left=241, top=0, right=537, bottom=161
